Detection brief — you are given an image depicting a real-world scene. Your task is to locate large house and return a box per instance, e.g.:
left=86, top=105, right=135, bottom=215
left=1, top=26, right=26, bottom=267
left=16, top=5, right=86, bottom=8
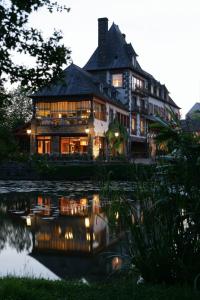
left=30, top=18, right=180, bottom=158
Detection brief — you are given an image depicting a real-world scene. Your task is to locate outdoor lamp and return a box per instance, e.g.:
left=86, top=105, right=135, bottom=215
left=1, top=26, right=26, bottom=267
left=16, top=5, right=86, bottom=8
left=26, top=216, right=31, bottom=226
left=85, top=127, right=90, bottom=134
left=114, top=131, right=119, bottom=137
left=26, top=129, right=31, bottom=135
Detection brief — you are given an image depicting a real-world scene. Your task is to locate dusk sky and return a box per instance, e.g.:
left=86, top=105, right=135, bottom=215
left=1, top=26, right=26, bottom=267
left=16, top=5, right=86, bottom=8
left=26, top=0, right=200, bottom=117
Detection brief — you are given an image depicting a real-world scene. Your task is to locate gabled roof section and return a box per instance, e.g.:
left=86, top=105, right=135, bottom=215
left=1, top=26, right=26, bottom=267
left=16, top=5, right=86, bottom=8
left=31, top=64, right=127, bottom=110
left=32, top=64, right=101, bottom=98
left=168, top=96, right=181, bottom=110
left=84, top=23, right=141, bottom=71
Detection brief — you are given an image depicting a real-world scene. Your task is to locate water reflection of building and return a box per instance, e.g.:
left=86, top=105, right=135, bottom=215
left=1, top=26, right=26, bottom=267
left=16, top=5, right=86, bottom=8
left=26, top=194, right=110, bottom=254
left=2, top=192, right=125, bottom=280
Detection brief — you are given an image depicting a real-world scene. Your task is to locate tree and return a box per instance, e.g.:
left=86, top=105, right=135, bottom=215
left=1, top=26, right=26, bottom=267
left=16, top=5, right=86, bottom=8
left=105, top=119, right=129, bottom=157
left=0, top=0, right=71, bottom=90
left=0, top=1, right=71, bottom=159
left=7, top=86, right=32, bottom=129
left=104, top=113, right=200, bottom=286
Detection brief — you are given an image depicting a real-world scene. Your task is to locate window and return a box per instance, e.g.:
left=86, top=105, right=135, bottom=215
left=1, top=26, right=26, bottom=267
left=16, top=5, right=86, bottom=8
left=37, top=136, right=51, bottom=154
left=140, top=118, right=145, bottom=135
left=60, top=137, right=88, bottom=154
left=131, top=114, right=137, bottom=134
left=109, top=108, right=114, bottom=123
left=116, top=112, right=129, bottom=128
left=149, top=103, right=154, bottom=115
left=132, top=76, right=144, bottom=91
left=94, top=101, right=106, bottom=121
left=35, top=101, right=91, bottom=119
left=36, top=103, right=50, bottom=117
left=112, top=74, right=123, bottom=88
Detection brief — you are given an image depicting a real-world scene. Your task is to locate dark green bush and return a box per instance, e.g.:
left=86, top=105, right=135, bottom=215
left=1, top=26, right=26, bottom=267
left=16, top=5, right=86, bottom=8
left=0, top=278, right=199, bottom=300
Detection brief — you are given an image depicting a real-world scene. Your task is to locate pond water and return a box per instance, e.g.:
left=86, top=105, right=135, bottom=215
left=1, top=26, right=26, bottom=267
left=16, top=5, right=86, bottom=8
left=0, top=181, right=132, bottom=282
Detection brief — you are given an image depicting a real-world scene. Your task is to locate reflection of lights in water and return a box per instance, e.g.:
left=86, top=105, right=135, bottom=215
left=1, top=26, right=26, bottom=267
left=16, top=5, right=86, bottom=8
left=93, top=194, right=100, bottom=214
left=86, top=233, right=90, bottom=241
left=140, top=211, right=144, bottom=223
left=65, top=231, right=73, bottom=239
left=58, top=226, right=62, bottom=234
left=131, top=214, right=135, bottom=224
left=93, top=241, right=99, bottom=249
left=80, top=198, right=87, bottom=206
left=85, top=218, right=90, bottom=228
left=112, top=257, right=122, bottom=270
left=26, top=216, right=31, bottom=226
left=115, top=212, right=119, bottom=220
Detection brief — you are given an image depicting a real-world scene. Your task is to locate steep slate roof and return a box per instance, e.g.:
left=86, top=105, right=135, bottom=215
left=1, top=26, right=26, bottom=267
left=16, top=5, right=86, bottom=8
left=168, top=96, right=180, bottom=109
left=32, top=64, right=127, bottom=110
left=84, top=23, right=143, bottom=73
left=84, top=21, right=180, bottom=110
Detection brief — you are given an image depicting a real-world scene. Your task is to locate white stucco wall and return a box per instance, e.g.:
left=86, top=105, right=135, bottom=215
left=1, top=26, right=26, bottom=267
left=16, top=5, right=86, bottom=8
left=93, top=102, right=129, bottom=136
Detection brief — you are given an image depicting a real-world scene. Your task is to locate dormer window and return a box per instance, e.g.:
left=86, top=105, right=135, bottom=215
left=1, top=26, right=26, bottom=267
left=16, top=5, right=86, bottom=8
left=112, top=74, right=123, bottom=88
left=132, top=76, right=144, bottom=91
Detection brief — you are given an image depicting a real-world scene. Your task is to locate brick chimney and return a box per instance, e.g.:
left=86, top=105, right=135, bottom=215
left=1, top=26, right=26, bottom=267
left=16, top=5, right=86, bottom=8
left=98, top=17, right=108, bottom=66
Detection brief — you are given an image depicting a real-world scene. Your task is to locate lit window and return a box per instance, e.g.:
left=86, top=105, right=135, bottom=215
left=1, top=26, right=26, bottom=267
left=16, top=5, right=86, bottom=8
left=140, top=118, right=145, bottom=135
left=37, top=136, right=51, bottom=154
left=112, top=74, right=123, bottom=88
left=60, top=137, right=88, bottom=154
left=131, top=115, right=137, bottom=135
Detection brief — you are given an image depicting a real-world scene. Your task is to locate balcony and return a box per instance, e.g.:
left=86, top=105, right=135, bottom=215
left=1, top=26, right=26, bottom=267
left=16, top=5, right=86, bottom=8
left=140, top=106, right=149, bottom=115
left=133, top=85, right=148, bottom=97
left=36, top=117, right=89, bottom=127
left=132, top=104, right=149, bottom=115
left=34, top=117, right=89, bottom=135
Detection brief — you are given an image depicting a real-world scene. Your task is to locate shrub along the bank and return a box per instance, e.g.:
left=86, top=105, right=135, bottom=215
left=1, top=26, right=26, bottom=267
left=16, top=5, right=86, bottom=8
left=0, top=278, right=199, bottom=300
left=103, top=117, right=200, bottom=287
left=34, top=161, right=155, bottom=181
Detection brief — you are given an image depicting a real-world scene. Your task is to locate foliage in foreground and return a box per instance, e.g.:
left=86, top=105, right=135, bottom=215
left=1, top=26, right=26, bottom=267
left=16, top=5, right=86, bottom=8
left=103, top=116, right=200, bottom=287
left=0, top=277, right=199, bottom=300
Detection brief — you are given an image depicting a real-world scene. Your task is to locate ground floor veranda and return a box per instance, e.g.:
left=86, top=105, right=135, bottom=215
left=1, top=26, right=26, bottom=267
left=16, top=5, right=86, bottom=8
left=30, top=135, right=106, bottom=158
left=30, top=134, right=150, bottom=159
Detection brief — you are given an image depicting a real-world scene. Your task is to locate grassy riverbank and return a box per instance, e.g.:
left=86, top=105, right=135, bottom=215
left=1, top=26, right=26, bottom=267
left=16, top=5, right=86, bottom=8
left=0, top=278, right=199, bottom=300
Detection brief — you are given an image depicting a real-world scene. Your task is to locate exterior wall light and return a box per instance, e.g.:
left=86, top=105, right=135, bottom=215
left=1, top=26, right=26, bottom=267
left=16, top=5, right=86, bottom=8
left=26, top=129, right=31, bottom=135
left=114, top=132, right=119, bottom=137
left=26, top=216, right=31, bottom=226
left=85, top=127, right=90, bottom=134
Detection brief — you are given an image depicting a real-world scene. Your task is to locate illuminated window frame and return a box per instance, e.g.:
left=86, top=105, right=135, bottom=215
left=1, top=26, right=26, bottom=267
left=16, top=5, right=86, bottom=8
left=112, top=74, right=123, bottom=88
